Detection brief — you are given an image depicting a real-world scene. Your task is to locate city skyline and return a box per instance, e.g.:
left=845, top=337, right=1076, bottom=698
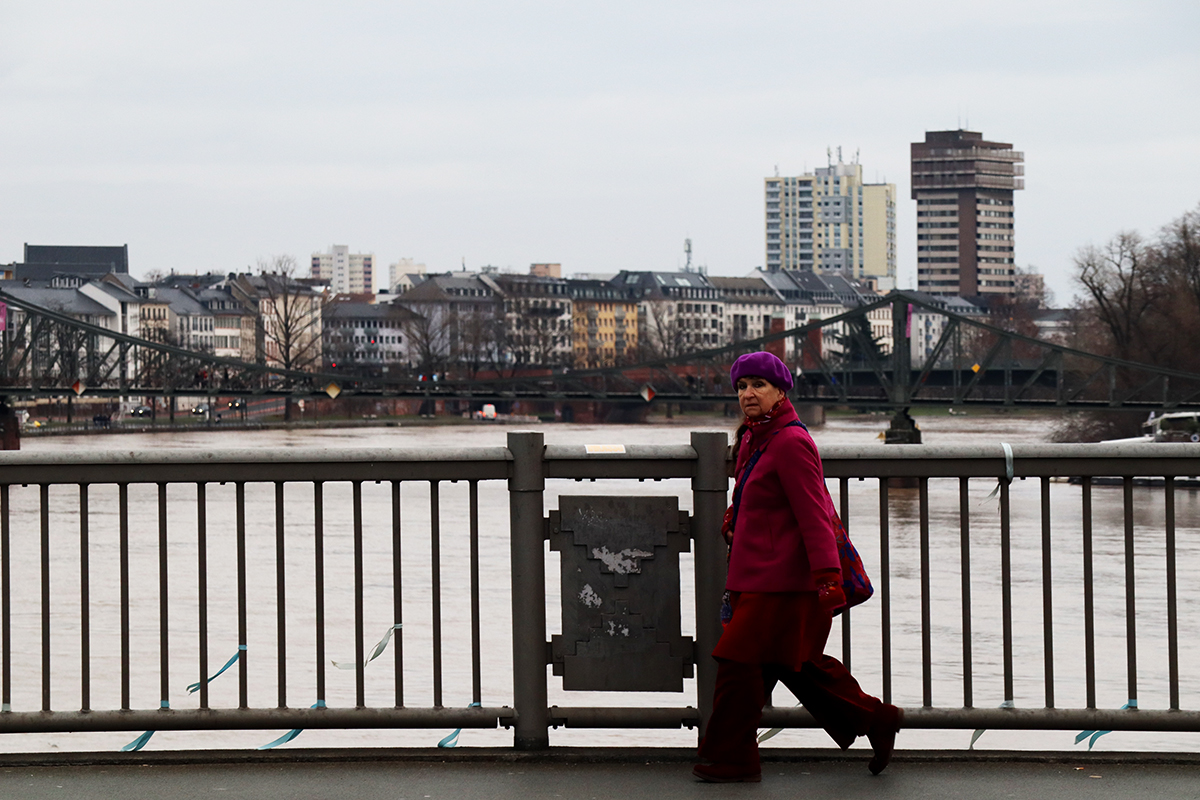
left=1, top=1, right=1197, bottom=306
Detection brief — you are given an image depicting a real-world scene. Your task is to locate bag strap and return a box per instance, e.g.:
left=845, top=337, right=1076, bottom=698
left=728, top=420, right=807, bottom=534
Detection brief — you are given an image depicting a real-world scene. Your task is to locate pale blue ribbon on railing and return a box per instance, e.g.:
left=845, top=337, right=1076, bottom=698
left=980, top=443, right=1014, bottom=506
left=258, top=700, right=327, bottom=750
left=968, top=698, right=1014, bottom=749
left=1075, top=699, right=1136, bottom=750
left=188, top=645, right=247, bottom=694
left=122, top=645, right=246, bottom=752
left=437, top=701, right=482, bottom=748
left=332, top=624, right=402, bottom=670
left=121, top=700, right=172, bottom=752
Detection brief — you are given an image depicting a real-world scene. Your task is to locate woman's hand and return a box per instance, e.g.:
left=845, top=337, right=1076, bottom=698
left=817, top=581, right=846, bottom=614
left=814, top=568, right=845, bottom=614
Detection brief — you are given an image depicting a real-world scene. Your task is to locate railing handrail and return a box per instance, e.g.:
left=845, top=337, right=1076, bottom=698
left=820, top=441, right=1200, bottom=477
left=2, top=440, right=1194, bottom=481
left=0, top=445, right=515, bottom=467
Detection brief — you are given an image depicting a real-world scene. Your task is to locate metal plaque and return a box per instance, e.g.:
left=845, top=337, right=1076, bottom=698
left=549, top=495, right=693, bottom=692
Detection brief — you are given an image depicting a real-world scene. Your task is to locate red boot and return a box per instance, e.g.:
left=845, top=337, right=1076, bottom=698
left=867, top=704, right=903, bottom=775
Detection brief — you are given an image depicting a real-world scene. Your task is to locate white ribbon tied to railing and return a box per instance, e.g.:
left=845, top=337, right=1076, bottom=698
left=981, top=442, right=1014, bottom=506
left=332, top=624, right=402, bottom=670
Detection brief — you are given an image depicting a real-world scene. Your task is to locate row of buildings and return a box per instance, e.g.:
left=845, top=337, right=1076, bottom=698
left=6, top=244, right=1047, bottom=381
left=0, top=245, right=325, bottom=378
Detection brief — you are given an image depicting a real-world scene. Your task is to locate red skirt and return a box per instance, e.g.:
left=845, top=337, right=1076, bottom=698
left=712, top=591, right=830, bottom=671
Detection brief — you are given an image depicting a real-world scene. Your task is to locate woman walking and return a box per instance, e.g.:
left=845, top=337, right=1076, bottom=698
left=693, top=351, right=902, bottom=783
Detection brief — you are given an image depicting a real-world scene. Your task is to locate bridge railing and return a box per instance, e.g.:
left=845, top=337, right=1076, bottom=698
left=1, top=436, right=1199, bottom=749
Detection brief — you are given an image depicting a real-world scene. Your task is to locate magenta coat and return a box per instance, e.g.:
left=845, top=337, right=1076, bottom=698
left=726, top=400, right=840, bottom=592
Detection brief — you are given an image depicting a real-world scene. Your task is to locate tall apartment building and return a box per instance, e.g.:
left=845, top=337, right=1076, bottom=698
left=912, top=130, right=1023, bottom=298
left=311, top=245, right=374, bottom=294
left=764, top=154, right=896, bottom=288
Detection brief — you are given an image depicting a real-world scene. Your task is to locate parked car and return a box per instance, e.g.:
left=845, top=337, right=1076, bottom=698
left=130, top=406, right=153, bottom=418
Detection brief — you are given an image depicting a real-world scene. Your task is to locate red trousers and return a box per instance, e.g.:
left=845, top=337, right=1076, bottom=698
left=698, top=655, right=882, bottom=770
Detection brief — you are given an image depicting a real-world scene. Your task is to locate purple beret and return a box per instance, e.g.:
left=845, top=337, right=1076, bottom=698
left=730, top=351, right=793, bottom=392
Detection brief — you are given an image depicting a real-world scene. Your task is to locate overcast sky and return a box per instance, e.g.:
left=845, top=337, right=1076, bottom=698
left=1, top=1, right=1197, bottom=303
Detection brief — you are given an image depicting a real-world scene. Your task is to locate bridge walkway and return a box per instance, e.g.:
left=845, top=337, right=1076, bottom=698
left=3, top=748, right=1199, bottom=800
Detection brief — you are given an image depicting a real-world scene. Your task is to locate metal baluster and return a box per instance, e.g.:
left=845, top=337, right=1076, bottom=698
left=197, top=483, right=209, bottom=710
left=40, top=484, right=50, bottom=712
left=314, top=482, right=326, bottom=708
left=353, top=481, right=365, bottom=708
left=431, top=481, right=443, bottom=709
left=469, top=480, right=482, bottom=706
left=1082, top=477, right=1096, bottom=708
left=959, top=477, right=972, bottom=708
left=391, top=480, right=403, bottom=707
left=1123, top=476, right=1138, bottom=707
left=79, top=484, right=90, bottom=712
left=919, top=477, right=931, bottom=707
left=236, top=482, right=248, bottom=709
left=839, top=477, right=851, bottom=671
left=1040, top=477, right=1054, bottom=708
left=878, top=478, right=891, bottom=705
left=1165, top=476, right=1179, bottom=710
left=119, top=483, right=130, bottom=711
left=1000, top=479, right=1013, bottom=704
left=275, top=482, right=287, bottom=708
left=1, top=484, right=9, bottom=713
left=158, top=483, right=169, bottom=708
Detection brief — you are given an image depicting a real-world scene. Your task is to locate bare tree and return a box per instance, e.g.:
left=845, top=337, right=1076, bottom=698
left=253, top=255, right=324, bottom=373
left=400, top=309, right=449, bottom=378
left=641, top=302, right=685, bottom=359
left=455, top=305, right=503, bottom=379
left=1159, top=205, right=1200, bottom=318
left=1055, top=208, right=1200, bottom=441
left=1073, top=232, right=1162, bottom=359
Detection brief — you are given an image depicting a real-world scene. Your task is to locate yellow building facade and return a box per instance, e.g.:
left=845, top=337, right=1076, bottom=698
left=569, top=281, right=638, bottom=368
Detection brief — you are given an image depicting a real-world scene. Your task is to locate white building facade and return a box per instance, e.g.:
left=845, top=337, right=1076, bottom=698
left=312, top=245, right=374, bottom=295
left=765, top=154, right=896, bottom=288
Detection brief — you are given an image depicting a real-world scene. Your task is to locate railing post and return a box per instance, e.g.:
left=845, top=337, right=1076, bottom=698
left=691, top=430, right=729, bottom=742
left=507, top=431, right=549, bottom=750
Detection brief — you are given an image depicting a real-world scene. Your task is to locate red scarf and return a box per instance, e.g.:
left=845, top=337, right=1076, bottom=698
left=721, top=396, right=791, bottom=542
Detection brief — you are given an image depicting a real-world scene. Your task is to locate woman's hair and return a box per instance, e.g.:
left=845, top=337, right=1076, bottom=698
left=733, top=420, right=748, bottom=448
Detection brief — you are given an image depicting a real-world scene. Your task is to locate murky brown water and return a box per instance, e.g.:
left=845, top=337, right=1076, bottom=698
left=5, top=412, right=1200, bottom=754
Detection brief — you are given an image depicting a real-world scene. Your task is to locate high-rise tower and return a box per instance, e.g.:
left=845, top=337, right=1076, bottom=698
left=311, top=245, right=374, bottom=294
left=765, top=154, right=895, bottom=287
left=911, top=130, right=1023, bottom=298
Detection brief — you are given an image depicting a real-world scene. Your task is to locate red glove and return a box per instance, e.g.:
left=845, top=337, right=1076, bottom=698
left=720, top=505, right=735, bottom=545
left=814, top=569, right=845, bottom=614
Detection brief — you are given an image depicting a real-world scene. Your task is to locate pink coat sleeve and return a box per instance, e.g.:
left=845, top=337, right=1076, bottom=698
left=776, top=430, right=841, bottom=576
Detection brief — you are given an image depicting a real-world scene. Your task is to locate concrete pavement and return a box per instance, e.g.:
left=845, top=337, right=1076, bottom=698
left=3, top=748, right=1199, bottom=800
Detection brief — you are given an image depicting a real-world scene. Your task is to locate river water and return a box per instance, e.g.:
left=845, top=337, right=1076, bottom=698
left=5, top=411, right=1200, bottom=755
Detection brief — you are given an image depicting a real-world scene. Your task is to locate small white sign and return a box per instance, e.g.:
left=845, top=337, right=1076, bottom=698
left=585, top=444, right=626, bottom=454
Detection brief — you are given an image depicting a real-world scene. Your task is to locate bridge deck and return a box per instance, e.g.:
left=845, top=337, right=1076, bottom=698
left=4, top=748, right=1198, bottom=800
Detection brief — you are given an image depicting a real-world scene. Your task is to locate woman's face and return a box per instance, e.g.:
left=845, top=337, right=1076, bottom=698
left=736, top=375, right=785, bottom=419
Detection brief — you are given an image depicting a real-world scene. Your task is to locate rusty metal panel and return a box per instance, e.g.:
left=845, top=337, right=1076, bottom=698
left=550, top=496, right=692, bottom=692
